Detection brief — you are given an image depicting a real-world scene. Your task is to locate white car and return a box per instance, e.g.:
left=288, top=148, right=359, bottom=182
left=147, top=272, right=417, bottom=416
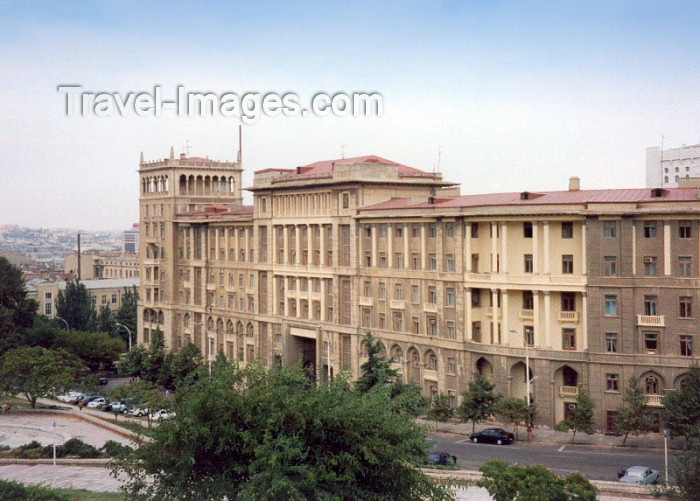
left=130, top=407, right=150, bottom=417
left=151, top=409, right=175, bottom=420
left=86, top=397, right=107, bottom=408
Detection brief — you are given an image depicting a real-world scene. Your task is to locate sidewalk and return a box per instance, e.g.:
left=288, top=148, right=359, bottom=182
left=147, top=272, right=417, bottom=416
left=420, top=418, right=685, bottom=450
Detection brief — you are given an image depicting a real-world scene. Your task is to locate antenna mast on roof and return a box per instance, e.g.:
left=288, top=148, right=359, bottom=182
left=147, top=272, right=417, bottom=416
left=435, top=145, right=442, bottom=173
left=660, top=134, right=665, bottom=187
left=237, top=125, right=242, bottom=164
left=184, top=140, right=191, bottom=156
left=341, top=144, right=347, bottom=159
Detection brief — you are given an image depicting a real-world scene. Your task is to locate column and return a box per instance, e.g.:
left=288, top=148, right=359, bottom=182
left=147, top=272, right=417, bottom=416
left=533, top=291, right=540, bottom=346
left=308, top=224, right=313, bottom=265
left=465, top=287, right=473, bottom=340
left=421, top=224, right=427, bottom=269
left=491, top=289, right=498, bottom=339
left=664, top=221, right=671, bottom=276
left=320, top=278, right=326, bottom=321
left=581, top=220, right=587, bottom=275
left=631, top=221, right=636, bottom=276
left=272, top=275, right=278, bottom=315
left=491, top=223, right=498, bottom=272
left=283, top=226, right=289, bottom=265
left=387, top=224, right=393, bottom=268
left=244, top=227, right=250, bottom=262
left=544, top=291, right=551, bottom=349
left=581, top=292, right=588, bottom=350
left=501, top=222, right=508, bottom=274
left=543, top=222, right=550, bottom=275
left=502, top=290, right=509, bottom=344
left=214, top=228, right=219, bottom=260
left=295, top=225, right=301, bottom=265
left=403, top=225, right=409, bottom=270
left=371, top=225, right=377, bottom=267
left=320, top=224, right=326, bottom=266
left=464, top=221, right=471, bottom=272
left=234, top=226, right=240, bottom=262
left=532, top=221, right=539, bottom=274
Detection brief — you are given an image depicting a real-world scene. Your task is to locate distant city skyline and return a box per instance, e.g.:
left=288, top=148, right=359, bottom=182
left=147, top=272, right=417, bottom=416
left=3, top=1, right=700, bottom=229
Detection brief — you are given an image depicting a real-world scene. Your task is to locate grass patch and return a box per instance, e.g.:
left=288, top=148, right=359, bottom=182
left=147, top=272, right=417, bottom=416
left=52, top=487, right=126, bottom=500
left=93, top=415, right=157, bottom=439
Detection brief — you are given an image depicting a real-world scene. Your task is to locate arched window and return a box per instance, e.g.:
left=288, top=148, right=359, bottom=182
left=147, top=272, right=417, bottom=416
left=226, top=320, right=234, bottom=334
left=645, top=375, right=659, bottom=394
left=390, top=344, right=403, bottom=364
left=426, top=350, right=438, bottom=371
left=246, top=323, right=254, bottom=338
left=184, top=314, right=190, bottom=328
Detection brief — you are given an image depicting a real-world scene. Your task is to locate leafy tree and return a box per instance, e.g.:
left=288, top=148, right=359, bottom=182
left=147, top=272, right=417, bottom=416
left=110, top=379, right=166, bottom=429
left=554, top=391, right=596, bottom=443
left=56, top=280, right=96, bottom=331
left=117, top=345, right=147, bottom=377
left=354, top=331, right=398, bottom=393
left=170, top=341, right=203, bottom=389
left=615, top=375, right=655, bottom=446
left=388, top=379, right=428, bottom=417
left=115, top=286, right=138, bottom=348
left=52, top=329, right=124, bottom=371
left=0, top=257, right=37, bottom=354
left=96, top=304, right=116, bottom=334
left=478, top=459, right=597, bottom=501
left=0, top=346, right=83, bottom=408
left=113, top=361, right=454, bottom=501
left=427, top=393, right=454, bottom=431
left=674, top=438, right=700, bottom=500
left=495, top=396, right=531, bottom=440
left=141, top=328, right=173, bottom=388
left=458, top=372, right=501, bottom=433
left=662, top=365, right=700, bottom=443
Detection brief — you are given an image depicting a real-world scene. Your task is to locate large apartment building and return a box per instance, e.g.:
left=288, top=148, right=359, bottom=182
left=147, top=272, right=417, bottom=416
left=138, top=151, right=700, bottom=430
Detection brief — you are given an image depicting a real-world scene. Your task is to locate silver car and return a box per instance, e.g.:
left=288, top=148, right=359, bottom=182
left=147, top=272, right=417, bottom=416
left=618, top=466, right=659, bottom=484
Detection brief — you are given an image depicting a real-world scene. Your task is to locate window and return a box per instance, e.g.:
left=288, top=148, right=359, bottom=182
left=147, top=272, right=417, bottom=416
left=605, top=333, right=618, bottom=352
left=561, top=292, right=575, bottom=312
left=378, top=224, right=387, bottom=237
left=361, top=308, right=371, bottom=328
left=445, top=286, right=455, bottom=307
left=522, top=290, right=534, bottom=310
left=644, top=256, right=657, bottom=277
left=364, top=251, right=371, bottom=267
left=603, top=221, right=617, bottom=238
left=411, top=253, right=420, bottom=269
left=411, top=285, right=420, bottom=303
left=392, top=311, right=403, bottom=331
left=470, top=223, right=479, bottom=238
left=427, top=317, right=438, bottom=336
left=341, top=192, right=349, bottom=209
left=445, top=254, right=455, bottom=272
left=394, top=283, right=403, bottom=300
left=378, top=313, right=385, bottom=329
left=679, top=221, right=691, bottom=238
left=471, top=289, right=481, bottom=307
left=524, top=326, right=534, bottom=346
left=428, top=286, right=437, bottom=303
left=427, top=352, right=438, bottom=370
left=446, top=223, right=454, bottom=237
left=447, top=321, right=456, bottom=339
left=606, top=374, right=620, bottom=392
left=679, top=296, right=692, bottom=318
left=428, top=253, right=437, bottom=270
left=378, top=252, right=387, bottom=268
left=644, top=221, right=657, bottom=238
left=562, top=255, right=574, bottom=274
left=604, top=295, right=618, bottom=316
left=411, top=224, right=420, bottom=238
left=429, top=223, right=437, bottom=238
left=644, top=295, right=658, bottom=316
left=378, top=282, right=386, bottom=299
left=679, top=256, right=692, bottom=277
left=680, top=335, right=693, bottom=356
left=644, top=332, right=659, bottom=354
left=44, top=302, right=52, bottom=316
left=472, top=321, right=482, bottom=342
left=471, top=253, right=479, bottom=272
left=111, top=293, right=117, bottom=304
left=447, top=357, right=456, bottom=374
left=561, top=222, right=573, bottom=238
left=524, top=254, right=533, bottom=273
left=395, top=224, right=403, bottom=237
left=363, top=280, right=371, bottom=297
left=604, top=256, right=617, bottom=277
left=411, top=316, right=420, bottom=334
left=394, top=252, right=403, bottom=268
left=562, top=328, right=576, bottom=350
left=523, top=222, right=533, bottom=238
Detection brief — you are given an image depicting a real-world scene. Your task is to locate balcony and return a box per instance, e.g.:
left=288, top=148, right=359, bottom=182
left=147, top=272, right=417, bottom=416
left=558, top=311, right=579, bottom=323
left=423, top=303, right=438, bottom=313
left=559, top=385, right=579, bottom=398
left=519, top=309, right=534, bottom=320
left=645, top=394, right=664, bottom=407
left=637, top=315, right=665, bottom=327
left=390, top=299, right=406, bottom=310
left=467, top=272, right=491, bottom=281
left=359, top=296, right=373, bottom=307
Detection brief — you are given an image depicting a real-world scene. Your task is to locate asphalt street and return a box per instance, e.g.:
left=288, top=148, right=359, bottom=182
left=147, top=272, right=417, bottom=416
left=428, top=432, right=668, bottom=483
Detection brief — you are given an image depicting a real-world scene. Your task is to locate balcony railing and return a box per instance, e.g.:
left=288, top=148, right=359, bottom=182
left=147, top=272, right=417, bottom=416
left=645, top=394, right=664, bottom=407
left=558, top=311, right=580, bottom=323
left=359, top=296, right=373, bottom=307
left=389, top=299, right=406, bottom=310
left=637, top=315, right=665, bottom=327
left=519, top=309, right=534, bottom=320
left=559, top=385, right=579, bottom=398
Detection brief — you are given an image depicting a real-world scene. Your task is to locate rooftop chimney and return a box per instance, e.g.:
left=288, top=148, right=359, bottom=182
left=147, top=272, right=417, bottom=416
left=569, top=176, right=580, bottom=191
left=180, top=153, right=186, bottom=160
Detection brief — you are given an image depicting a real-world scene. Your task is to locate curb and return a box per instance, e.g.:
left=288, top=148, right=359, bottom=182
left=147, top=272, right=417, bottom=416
left=0, top=458, right=111, bottom=467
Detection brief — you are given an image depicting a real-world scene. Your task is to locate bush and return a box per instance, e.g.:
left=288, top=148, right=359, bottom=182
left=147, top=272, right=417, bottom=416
left=40, top=438, right=102, bottom=459
left=17, top=440, right=44, bottom=459
left=101, top=440, right=133, bottom=457
left=0, top=479, right=69, bottom=500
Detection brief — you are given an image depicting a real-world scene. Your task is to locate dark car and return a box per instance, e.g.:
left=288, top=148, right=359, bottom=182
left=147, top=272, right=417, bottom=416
left=98, top=377, right=109, bottom=385
left=469, top=428, right=514, bottom=445
left=426, top=451, right=457, bottom=466
left=80, top=395, right=101, bottom=406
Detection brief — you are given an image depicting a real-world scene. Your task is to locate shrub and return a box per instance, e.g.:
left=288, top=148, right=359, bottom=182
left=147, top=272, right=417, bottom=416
left=45, top=438, right=102, bottom=459
left=101, top=440, right=133, bottom=457
left=0, top=479, right=69, bottom=500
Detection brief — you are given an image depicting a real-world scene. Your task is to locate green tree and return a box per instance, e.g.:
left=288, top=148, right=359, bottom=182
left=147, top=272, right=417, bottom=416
left=0, top=346, right=83, bottom=408
left=354, top=331, right=398, bottom=393
left=0, top=257, right=37, bottom=353
left=477, top=459, right=597, bottom=501
left=52, top=329, right=124, bottom=371
left=109, top=379, right=166, bottom=429
left=388, top=379, right=428, bottom=417
left=554, top=391, right=596, bottom=443
left=118, top=345, right=147, bottom=377
left=170, top=341, right=203, bottom=389
left=96, top=304, right=116, bottom=334
left=56, top=280, right=96, bottom=331
left=674, top=438, right=700, bottom=500
left=141, top=328, right=172, bottom=388
left=427, top=393, right=454, bottom=431
left=115, top=286, right=138, bottom=348
left=495, top=396, right=530, bottom=440
left=662, top=365, right=700, bottom=443
left=615, top=375, right=655, bottom=446
left=113, top=362, right=454, bottom=501
left=458, top=372, right=501, bottom=433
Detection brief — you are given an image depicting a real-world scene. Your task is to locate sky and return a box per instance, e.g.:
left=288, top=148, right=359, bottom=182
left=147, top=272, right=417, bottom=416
left=2, top=1, right=700, bottom=230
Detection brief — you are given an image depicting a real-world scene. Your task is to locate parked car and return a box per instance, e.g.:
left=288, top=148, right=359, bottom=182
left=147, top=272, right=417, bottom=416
left=151, top=409, right=175, bottom=420
left=80, top=395, right=100, bottom=406
left=104, top=401, right=128, bottom=413
left=86, top=397, right=107, bottom=409
left=98, top=377, right=109, bottom=386
left=130, top=407, right=150, bottom=417
left=425, top=451, right=457, bottom=466
left=68, top=393, right=86, bottom=405
left=618, top=466, right=659, bottom=484
left=469, top=428, right=515, bottom=445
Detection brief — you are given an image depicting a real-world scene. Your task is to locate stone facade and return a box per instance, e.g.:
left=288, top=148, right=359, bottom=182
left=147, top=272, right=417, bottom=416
left=138, top=151, right=700, bottom=430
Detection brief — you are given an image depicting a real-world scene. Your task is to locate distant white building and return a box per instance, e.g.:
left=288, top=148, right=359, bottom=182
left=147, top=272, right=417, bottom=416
left=122, top=223, right=139, bottom=254
left=646, top=143, right=700, bottom=187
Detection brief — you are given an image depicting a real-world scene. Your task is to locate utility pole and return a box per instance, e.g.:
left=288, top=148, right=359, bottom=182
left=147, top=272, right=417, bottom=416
left=77, top=233, right=81, bottom=280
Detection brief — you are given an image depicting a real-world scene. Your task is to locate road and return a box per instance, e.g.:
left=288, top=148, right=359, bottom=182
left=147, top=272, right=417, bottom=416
left=428, top=433, right=667, bottom=482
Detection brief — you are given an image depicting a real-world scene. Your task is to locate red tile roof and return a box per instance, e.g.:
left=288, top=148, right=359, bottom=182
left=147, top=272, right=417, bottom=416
left=272, top=155, right=434, bottom=182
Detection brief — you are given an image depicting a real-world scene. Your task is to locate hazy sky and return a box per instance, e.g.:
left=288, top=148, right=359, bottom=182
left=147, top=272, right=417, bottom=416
left=2, top=1, right=700, bottom=230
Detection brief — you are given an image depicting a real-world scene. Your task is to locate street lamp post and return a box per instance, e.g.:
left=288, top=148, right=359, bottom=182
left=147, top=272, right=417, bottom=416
left=115, top=322, right=132, bottom=351
left=52, top=421, right=56, bottom=467
left=55, top=316, right=69, bottom=332
left=512, top=328, right=537, bottom=441
left=662, top=428, right=670, bottom=485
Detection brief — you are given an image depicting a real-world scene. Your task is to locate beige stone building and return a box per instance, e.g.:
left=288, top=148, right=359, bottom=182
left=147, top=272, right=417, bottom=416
left=36, top=277, right=139, bottom=319
left=64, top=252, right=139, bottom=280
left=138, top=151, right=700, bottom=430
